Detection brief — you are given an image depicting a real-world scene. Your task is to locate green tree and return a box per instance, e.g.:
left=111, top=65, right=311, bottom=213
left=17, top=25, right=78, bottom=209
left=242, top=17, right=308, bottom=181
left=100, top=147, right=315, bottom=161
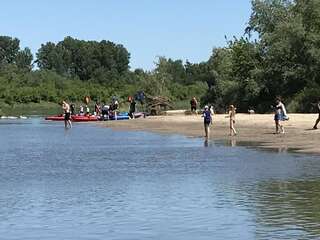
left=15, top=47, right=33, bottom=71
left=0, top=36, right=20, bottom=66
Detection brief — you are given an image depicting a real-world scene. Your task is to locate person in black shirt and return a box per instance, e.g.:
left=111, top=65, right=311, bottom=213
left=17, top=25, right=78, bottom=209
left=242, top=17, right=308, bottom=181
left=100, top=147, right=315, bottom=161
left=313, top=101, right=320, bottom=129
left=70, top=103, right=75, bottom=115
left=190, top=97, right=197, bottom=112
left=202, top=105, right=212, bottom=139
left=129, top=98, right=136, bottom=119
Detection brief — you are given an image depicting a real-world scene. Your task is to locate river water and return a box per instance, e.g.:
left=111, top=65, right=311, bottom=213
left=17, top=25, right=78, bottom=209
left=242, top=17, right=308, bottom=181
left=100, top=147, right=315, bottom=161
left=1, top=118, right=320, bottom=240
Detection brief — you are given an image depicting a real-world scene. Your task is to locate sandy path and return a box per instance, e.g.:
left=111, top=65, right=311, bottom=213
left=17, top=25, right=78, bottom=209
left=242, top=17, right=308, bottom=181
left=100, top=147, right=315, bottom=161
left=98, top=114, right=320, bottom=154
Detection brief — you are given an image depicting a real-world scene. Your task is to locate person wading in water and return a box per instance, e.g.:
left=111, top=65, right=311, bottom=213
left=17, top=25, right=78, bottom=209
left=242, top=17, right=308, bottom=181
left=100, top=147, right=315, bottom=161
left=62, top=101, right=72, bottom=129
left=203, top=105, right=212, bottom=139
left=228, top=105, right=237, bottom=136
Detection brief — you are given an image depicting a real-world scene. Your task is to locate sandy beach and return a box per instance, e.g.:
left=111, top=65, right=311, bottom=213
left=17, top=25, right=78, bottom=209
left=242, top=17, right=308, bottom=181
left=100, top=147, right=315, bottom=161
left=99, top=113, right=320, bottom=154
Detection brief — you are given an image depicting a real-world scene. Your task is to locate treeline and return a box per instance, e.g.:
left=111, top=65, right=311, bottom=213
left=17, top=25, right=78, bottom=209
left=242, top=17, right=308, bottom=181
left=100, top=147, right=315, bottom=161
left=1, top=0, right=320, bottom=113
left=0, top=36, right=207, bottom=108
left=203, top=0, right=320, bottom=112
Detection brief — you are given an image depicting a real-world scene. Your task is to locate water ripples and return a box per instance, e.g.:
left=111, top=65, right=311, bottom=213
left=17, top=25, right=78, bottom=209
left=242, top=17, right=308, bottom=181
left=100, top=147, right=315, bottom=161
left=0, top=119, right=320, bottom=239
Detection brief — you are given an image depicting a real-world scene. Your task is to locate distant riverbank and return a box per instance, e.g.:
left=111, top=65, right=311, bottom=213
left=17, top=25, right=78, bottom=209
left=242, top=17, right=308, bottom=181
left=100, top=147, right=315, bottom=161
left=100, top=114, right=320, bottom=155
left=0, top=102, right=61, bottom=116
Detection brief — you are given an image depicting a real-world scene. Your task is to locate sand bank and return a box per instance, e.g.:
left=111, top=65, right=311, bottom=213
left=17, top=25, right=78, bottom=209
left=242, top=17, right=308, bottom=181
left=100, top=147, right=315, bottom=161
left=99, top=114, right=320, bottom=154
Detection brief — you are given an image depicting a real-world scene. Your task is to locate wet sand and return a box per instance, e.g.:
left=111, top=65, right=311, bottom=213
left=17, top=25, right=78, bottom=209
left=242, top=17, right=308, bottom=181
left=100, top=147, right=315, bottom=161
left=99, top=114, right=320, bottom=154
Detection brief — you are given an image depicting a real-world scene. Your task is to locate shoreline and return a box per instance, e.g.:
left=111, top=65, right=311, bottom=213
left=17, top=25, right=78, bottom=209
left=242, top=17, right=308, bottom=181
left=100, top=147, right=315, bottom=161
left=98, top=114, right=320, bottom=155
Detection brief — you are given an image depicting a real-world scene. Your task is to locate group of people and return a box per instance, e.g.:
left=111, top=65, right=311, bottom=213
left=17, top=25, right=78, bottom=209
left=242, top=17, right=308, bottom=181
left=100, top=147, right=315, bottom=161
left=94, top=98, right=120, bottom=119
left=198, top=97, right=320, bottom=139
left=61, top=97, right=138, bottom=128
left=202, top=104, right=237, bottom=139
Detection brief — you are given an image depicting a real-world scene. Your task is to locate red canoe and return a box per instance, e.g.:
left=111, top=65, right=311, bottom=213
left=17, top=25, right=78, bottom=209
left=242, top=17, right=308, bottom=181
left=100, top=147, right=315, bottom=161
left=45, top=115, right=65, bottom=121
left=45, top=115, right=99, bottom=122
left=71, top=115, right=99, bottom=122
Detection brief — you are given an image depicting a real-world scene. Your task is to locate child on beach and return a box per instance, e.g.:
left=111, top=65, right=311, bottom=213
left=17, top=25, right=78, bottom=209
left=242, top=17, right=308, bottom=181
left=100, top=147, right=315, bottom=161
left=202, top=105, right=212, bottom=139
left=228, top=105, right=237, bottom=136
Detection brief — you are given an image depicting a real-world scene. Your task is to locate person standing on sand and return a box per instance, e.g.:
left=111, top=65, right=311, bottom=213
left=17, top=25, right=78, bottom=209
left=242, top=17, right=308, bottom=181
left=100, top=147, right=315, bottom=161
left=79, top=105, right=84, bottom=115
left=228, top=105, right=237, bottom=136
left=209, top=105, right=215, bottom=115
left=190, top=97, right=198, bottom=113
left=94, top=102, right=101, bottom=116
left=313, top=101, right=320, bottom=129
left=273, top=98, right=288, bottom=134
left=203, top=105, right=212, bottom=139
left=70, top=103, right=75, bottom=115
left=62, top=101, right=72, bottom=129
left=85, top=105, right=90, bottom=116
left=128, top=98, right=136, bottom=119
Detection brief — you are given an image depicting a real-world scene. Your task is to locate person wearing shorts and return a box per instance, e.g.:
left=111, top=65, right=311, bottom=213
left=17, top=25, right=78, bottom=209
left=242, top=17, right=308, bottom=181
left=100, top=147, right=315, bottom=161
left=274, top=98, right=287, bottom=134
left=62, top=101, right=72, bottom=129
left=203, top=105, right=212, bottom=139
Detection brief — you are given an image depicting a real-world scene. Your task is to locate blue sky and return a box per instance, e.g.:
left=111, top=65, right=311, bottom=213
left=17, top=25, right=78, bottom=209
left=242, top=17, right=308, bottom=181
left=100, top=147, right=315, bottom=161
left=1, top=0, right=252, bottom=70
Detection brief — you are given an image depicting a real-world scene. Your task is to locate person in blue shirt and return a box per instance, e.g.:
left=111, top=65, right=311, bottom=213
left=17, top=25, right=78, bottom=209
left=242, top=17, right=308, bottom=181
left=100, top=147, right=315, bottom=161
left=203, top=105, right=212, bottom=139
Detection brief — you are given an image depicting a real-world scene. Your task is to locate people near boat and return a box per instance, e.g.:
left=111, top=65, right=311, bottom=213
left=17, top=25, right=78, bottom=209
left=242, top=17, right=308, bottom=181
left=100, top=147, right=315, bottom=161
left=85, top=105, right=90, bottom=116
left=273, top=97, right=288, bottom=134
left=202, top=105, right=212, bottom=139
left=313, top=100, right=320, bottom=129
left=70, top=103, right=75, bottom=115
left=110, top=97, right=119, bottom=111
left=94, top=102, right=101, bottom=116
left=79, top=105, right=84, bottom=115
left=128, top=98, right=136, bottom=119
left=190, top=97, right=198, bottom=113
left=109, top=97, right=119, bottom=119
left=62, top=100, right=72, bottom=129
left=101, top=103, right=110, bottom=120
left=228, top=105, right=237, bottom=136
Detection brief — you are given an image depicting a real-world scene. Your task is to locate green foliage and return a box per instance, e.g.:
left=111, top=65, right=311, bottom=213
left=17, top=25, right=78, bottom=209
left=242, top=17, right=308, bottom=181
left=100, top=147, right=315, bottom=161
left=2, top=0, right=320, bottom=114
left=0, top=36, right=20, bottom=65
left=36, top=37, right=130, bottom=82
left=0, top=36, right=33, bottom=71
left=203, top=0, right=320, bottom=112
left=15, top=47, right=33, bottom=71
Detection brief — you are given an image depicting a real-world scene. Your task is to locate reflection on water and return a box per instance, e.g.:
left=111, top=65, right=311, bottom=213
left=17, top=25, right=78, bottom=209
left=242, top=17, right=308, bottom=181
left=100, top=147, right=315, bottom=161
left=222, top=139, right=293, bottom=154
left=253, top=180, right=320, bottom=239
left=0, top=118, right=320, bottom=240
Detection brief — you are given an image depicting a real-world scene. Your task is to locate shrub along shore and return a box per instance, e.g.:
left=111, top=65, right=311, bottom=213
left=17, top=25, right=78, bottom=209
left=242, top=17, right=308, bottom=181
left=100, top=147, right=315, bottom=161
left=1, top=1, right=320, bottom=116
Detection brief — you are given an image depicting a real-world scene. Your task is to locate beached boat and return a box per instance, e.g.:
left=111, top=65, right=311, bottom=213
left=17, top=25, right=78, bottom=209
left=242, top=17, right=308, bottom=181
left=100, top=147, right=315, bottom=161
left=71, top=115, right=99, bottom=122
left=133, top=112, right=146, bottom=118
left=108, top=115, right=130, bottom=120
left=45, top=115, right=100, bottom=122
left=103, top=112, right=145, bottom=121
left=45, top=112, right=145, bottom=122
left=45, top=115, right=65, bottom=121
